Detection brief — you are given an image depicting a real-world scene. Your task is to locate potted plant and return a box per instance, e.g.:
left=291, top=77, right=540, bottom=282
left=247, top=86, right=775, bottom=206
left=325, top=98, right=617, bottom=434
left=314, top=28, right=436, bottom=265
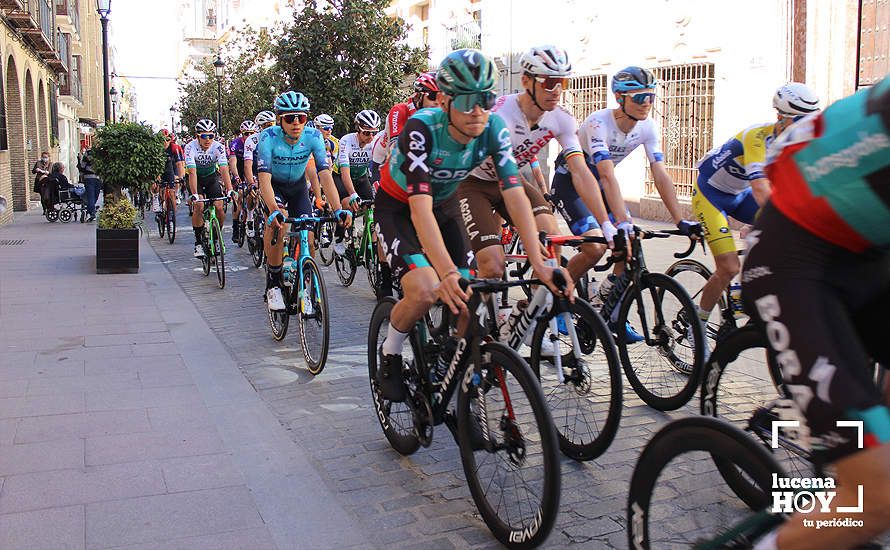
left=91, top=122, right=166, bottom=273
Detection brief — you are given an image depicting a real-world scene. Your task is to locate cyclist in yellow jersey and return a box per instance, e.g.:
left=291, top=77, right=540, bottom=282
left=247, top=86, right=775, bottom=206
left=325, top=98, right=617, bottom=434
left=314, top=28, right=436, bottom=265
left=692, top=82, right=820, bottom=328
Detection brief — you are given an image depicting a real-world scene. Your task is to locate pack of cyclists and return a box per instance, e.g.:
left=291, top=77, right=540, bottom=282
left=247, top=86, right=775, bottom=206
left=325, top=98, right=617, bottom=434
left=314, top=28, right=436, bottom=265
left=156, top=44, right=888, bottom=549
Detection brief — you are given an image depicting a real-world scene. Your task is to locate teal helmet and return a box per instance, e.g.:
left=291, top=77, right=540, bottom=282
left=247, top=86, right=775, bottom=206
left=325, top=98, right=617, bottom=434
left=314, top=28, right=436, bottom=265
left=274, top=91, right=310, bottom=114
left=436, top=49, right=497, bottom=95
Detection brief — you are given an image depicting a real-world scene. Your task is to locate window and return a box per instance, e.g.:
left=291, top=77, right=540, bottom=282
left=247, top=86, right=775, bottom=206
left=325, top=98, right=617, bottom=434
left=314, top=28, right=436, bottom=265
left=560, top=74, right=608, bottom=123
left=50, top=82, right=59, bottom=143
left=644, top=63, right=715, bottom=199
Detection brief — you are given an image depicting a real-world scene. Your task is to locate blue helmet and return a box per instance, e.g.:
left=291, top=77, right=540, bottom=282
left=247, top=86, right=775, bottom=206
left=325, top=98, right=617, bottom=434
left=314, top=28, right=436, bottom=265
left=274, top=91, right=310, bottom=114
left=611, top=66, right=656, bottom=93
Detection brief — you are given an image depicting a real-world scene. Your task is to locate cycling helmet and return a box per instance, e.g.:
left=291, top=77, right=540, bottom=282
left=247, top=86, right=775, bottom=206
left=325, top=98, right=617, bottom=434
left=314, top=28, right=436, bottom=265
left=194, top=119, right=216, bottom=133
left=413, top=72, right=439, bottom=94
left=314, top=113, right=334, bottom=127
left=773, top=82, right=820, bottom=117
left=436, top=49, right=497, bottom=95
left=158, top=129, right=172, bottom=138
left=273, top=91, right=310, bottom=114
left=239, top=120, right=259, bottom=133
left=519, top=45, right=572, bottom=77
left=611, top=66, right=657, bottom=93
left=254, top=110, right=275, bottom=126
left=354, top=109, right=381, bottom=129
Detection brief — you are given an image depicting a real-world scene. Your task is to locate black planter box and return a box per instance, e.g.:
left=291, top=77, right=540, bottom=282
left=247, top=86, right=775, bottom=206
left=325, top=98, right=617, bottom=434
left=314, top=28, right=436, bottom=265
left=96, top=227, right=139, bottom=274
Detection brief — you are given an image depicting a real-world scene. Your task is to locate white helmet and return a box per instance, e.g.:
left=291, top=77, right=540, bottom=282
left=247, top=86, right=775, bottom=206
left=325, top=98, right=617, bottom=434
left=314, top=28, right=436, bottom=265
left=314, top=114, right=334, bottom=127
left=254, top=110, right=275, bottom=126
left=773, top=82, right=820, bottom=117
left=519, top=45, right=572, bottom=77
left=354, top=109, right=381, bottom=129
left=194, top=119, right=216, bottom=133
left=239, top=120, right=259, bottom=133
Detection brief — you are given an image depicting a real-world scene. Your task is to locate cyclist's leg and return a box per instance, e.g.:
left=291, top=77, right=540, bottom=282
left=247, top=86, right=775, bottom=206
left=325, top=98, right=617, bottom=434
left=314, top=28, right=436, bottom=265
left=457, top=176, right=508, bottom=279
left=743, top=205, right=890, bottom=549
left=694, top=179, right=742, bottom=318
left=551, top=167, right=607, bottom=281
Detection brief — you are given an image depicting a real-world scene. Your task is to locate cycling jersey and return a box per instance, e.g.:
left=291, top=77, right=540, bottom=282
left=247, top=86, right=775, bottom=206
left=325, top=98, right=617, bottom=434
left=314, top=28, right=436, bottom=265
left=379, top=108, right=520, bottom=204
left=256, top=125, right=329, bottom=184
left=243, top=132, right=260, bottom=162
left=370, top=130, right=387, bottom=165
left=766, top=79, right=890, bottom=253
left=386, top=101, right=417, bottom=144
left=323, top=134, right=339, bottom=174
left=697, top=123, right=775, bottom=195
left=337, top=133, right=374, bottom=179
left=184, top=139, right=228, bottom=178
left=162, top=144, right=184, bottom=184
left=228, top=136, right=246, bottom=179
left=469, top=93, right=582, bottom=181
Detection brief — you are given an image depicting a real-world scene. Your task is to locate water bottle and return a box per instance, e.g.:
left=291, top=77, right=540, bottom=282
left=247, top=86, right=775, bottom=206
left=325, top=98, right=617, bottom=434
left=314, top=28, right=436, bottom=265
left=282, top=257, right=294, bottom=286
left=729, top=282, right=744, bottom=319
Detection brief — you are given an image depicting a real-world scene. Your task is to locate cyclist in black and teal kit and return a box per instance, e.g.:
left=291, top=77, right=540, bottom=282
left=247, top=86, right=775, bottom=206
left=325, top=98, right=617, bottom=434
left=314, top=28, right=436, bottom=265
left=743, top=76, right=890, bottom=550
left=373, top=48, right=572, bottom=402
left=257, top=91, right=351, bottom=312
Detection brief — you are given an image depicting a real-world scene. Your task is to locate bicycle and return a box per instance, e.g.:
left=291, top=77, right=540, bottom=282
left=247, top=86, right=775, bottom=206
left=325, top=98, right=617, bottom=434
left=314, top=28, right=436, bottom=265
left=368, top=277, right=561, bottom=548
left=315, top=203, right=336, bottom=267
left=268, top=212, right=342, bottom=374
left=155, top=182, right=177, bottom=244
left=193, top=197, right=230, bottom=289
left=233, top=181, right=248, bottom=249
left=133, top=188, right=148, bottom=220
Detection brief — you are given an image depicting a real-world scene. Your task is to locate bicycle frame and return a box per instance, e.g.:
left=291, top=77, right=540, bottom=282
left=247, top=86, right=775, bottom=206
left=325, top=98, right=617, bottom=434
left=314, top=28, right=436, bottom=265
left=193, top=197, right=229, bottom=256
left=282, top=218, right=323, bottom=315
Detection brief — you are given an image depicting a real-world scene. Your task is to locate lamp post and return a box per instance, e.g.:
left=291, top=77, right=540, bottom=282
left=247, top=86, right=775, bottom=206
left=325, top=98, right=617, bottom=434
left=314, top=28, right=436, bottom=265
left=213, top=54, right=224, bottom=132
left=96, top=0, right=112, bottom=124
left=109, top=86, right=118, bottom=123
left=169, top=105, right=176, bottom=134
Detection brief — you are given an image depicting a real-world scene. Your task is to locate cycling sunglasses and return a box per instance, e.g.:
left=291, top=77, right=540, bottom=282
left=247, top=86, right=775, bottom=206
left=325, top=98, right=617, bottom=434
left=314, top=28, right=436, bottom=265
left=622, top=91, right=656, bottom=105
left=533, top=75, right=569, bottom=92
left=319, top=125, right=334, bottom=131
left=358, top=128, right=377, bottom=136
left=198, top=133, right=215, bottom=140
left=281, top=113, right=309, bottom=124
left=450, top=91, right=497, bottom=114
left=425, top=91, right=438, bottom=101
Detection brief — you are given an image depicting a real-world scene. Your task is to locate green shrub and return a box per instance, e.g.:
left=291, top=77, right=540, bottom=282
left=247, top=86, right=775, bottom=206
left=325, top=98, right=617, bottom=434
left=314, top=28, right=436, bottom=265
left=97, top=197, right=137, bottom=229
left=92, top=122, right=166, bottom=200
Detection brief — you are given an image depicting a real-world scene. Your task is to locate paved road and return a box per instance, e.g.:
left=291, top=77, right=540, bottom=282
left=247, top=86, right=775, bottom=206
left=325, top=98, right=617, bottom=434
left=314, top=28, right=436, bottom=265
left=144, top=206, right=776, bottom=549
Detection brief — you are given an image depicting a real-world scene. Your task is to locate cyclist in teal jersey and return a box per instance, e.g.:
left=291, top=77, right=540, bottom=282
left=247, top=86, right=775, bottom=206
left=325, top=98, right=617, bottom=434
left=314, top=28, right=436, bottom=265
left=743, top=76, right=890, bottom=550
left=373, top=48, right=573, bottom=402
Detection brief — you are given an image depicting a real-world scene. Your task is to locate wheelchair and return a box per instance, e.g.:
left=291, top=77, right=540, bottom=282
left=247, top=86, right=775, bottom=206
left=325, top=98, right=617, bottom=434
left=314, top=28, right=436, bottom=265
left=45, top=185, right=88, bottom=223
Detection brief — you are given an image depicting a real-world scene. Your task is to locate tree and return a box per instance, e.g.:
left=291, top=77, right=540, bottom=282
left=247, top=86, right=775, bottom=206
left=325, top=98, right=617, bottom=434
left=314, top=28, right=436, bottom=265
left=177, top=27, right=278, bottom=137
left=274, top=0, right=429, bottom=136
left=92, top=122, right=165, bottom=201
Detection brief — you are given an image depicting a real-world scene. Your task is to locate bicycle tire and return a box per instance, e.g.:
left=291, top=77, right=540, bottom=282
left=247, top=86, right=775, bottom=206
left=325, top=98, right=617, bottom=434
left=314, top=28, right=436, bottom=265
left=335, top=245, right=357, bottom=287
left=317, top=221, right=335, bottom=266
left=425, top=302, right=452, bottom=344
left=627, top=416, right=784, bottom=549
left=212, top=218, right=225, bottom=289
left=166, top=199, right=176, bottom=244
left=201, top=228, right=211, bottom=276
left=366, top=244, right=382, bottom=294
left=367, top=298, right=421, bottom=455
left=235, top=207, right=246, bottom=248
left=156, top=212, right=165, bottom=238
left=458, top=342, right=560, bottom=549
left=529, top=299, right=623, bottom=461
left=299, top=258, right=330, bottom=375
left=617, top=272, right=705, bottom=410
left=665, top=258, right=734, bottom=340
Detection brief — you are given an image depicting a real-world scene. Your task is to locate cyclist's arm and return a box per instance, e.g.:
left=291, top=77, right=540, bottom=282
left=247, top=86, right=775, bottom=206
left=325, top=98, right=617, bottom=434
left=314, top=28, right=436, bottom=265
left=227, top=154, right=240, bottom=182
left=219, top=166, right=233, bottom=194
left=306, top=157, right=322, bottom=204
left=750, top=177, right=771, bottom=206
left=187, top=167, right=198, bottom=195
left=529, top=158, right=548, bottom=194
left=311, top=136, right=340, bottom=208
left=175, top=160, right=185, bottom=180
left=243, top=159, right=255, bottom=184
left=566, top=153, right=612, bottom=224
left=649, top=161, right=684, bottom=224
left=257, top=171, right=277, bottom=217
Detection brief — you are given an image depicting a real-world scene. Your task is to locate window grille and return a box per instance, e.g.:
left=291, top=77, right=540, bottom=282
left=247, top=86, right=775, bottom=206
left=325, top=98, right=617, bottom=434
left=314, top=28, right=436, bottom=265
left=560, top=74, right=607, bottom=123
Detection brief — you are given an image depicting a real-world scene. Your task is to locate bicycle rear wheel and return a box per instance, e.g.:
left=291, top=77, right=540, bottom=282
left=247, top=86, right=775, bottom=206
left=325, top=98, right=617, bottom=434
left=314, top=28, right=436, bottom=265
left=627, top=416, right=783, bottom=549
left=299, top=258, right=330, bottom=375
left=618, top=272, right=705, bottom=410
left=665, top=258, right=732, bottom=341
left=156, top=212, right=165, bottom=238
left=201, top=228, right=211, bottom=276
left=269, top=279, right=290, bottom=341
left=211, top=218, right=225, bottom=289
left=365, top=244, right=382, bottom=294
left=458, top=342, right=560, bottom=549
left=529, top=299, right=623, bottom=461
left=335, top=245, right=357, bottom=287
left=317, top=221, right=335, bottom=266
left=166, top=199, right=176, bottom=244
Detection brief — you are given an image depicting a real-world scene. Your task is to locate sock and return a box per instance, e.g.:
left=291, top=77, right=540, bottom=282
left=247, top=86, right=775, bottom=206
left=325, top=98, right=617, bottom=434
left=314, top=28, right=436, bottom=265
left=382, top=324, right=409, bottom=355
left=697, top=305, right=712, bottom=322
left=267, top=264, right=282, bottom=289
left=752, top=531, right=778, bottom=550
left=193, top=227, right=203, bottom=243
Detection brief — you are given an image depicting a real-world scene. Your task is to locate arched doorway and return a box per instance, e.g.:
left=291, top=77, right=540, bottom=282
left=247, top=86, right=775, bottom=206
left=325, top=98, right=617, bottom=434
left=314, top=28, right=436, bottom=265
left=6, top=56, right=25, bottom=211
left=24, top=70, right=38, bottom=203
left=37, top=79, right=48, bottom=155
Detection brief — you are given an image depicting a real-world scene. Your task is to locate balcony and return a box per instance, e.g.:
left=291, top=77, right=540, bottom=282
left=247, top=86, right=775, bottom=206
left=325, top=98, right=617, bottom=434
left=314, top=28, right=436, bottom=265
left=43, top=30, right=68, bottom=73
left=59, top=54, right=81, bottom=106
left=0, top=0, right=25, bottom=12
left=55, top=0, right=79, bottom=38
left=9, top=0, right=56, bottom=54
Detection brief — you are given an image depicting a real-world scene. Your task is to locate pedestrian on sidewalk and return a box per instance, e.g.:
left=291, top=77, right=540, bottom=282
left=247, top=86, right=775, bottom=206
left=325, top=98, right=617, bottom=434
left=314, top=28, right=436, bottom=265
left=78, top=146, right=101, bottom=222
left=32, top=151, right=50, bottom=214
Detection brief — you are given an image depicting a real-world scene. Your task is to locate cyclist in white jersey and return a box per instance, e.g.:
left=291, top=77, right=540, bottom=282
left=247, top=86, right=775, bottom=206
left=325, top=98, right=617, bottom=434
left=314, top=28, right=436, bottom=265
left=335, top=110, right=380, bottom=212
left=243, top=110, right=275, bottom=185
left=184, top=119, right=235, bottom=257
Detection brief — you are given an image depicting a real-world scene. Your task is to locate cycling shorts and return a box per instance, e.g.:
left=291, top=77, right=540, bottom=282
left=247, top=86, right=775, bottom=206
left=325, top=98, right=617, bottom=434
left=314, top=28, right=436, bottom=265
left=692, top=176, right=759, bottom=257
left=374, top=189, right=472, bottom=283
left=456, top=175, right=552, bottom=253
left=333, top=172, right=373, bottom=203
left=271, top=176, right=311, bottom=218
left=197, top=174, right=223, bottom=200
left=550, top=168, right=630, bottom=235
left=742, top=204, right=890, bottom=464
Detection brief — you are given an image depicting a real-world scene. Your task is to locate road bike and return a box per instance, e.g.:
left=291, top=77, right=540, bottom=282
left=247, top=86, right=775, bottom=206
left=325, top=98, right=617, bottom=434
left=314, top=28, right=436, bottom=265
left=155, top=184, right=177, bottom=244
left=193, top=197, right=230, bottom=289
left=333, top=200, right=383, bottom=293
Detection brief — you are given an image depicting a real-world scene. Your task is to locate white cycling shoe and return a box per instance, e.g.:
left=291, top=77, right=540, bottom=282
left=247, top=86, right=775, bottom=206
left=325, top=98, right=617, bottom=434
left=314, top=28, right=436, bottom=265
left=266, top=287, right=286, bottom=311
left=194, top=244, right=204, bottom=258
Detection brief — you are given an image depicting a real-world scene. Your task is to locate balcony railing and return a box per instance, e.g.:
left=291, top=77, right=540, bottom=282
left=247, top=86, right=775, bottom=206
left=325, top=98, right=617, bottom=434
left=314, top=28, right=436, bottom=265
left=56, top=31, right=69, bottom=70
left=10, top=0, right=56, bottom=53
left=59, top=61, right=82, bottom=102
left=55, top=0, right=78, bottom=36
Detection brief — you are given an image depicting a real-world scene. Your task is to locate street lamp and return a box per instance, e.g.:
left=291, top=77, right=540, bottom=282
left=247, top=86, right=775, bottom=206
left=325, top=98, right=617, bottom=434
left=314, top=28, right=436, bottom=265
left=109, top=86, right=118, bottom=123
left=213, top=54, right=224, bottom=131
left=96, top=0, right=112, bottom=124
left=169, top=105, right=176, bottom=134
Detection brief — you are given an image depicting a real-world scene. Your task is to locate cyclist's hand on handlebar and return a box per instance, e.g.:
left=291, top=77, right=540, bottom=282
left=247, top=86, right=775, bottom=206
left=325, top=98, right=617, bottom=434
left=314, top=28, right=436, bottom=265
left=534, top=264, right=575, bottom=302
left=314, top=196, right=326, bottom=210
left=616, top=220, right=635, bottom=239
left=677, top=219, right=702, bottom=240
left=227, top=189, right=238, bottom=200
left=600, top=220, right=617, bottom=247
left=267, top=210, right=285, bottom=230
left=334, top=208, right=353, bottom=228
left=436, top=271, right=470, bottom=315
left=348, top=193, right=361, bottom=212
left=189, top=193, right=200, bottom=203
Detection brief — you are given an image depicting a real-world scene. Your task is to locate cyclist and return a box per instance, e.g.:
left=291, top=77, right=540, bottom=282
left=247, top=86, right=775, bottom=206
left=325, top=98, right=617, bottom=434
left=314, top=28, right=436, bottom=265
left=184, top=119, right=236, bottom=258
left=384, top=72, right=440, bottom=148
left=169, top=133, right=186, bottom=204
left=227, top=120, right=259, bottom=243
left=313, top=114, right=339, bottom=169
left=152, top=129, right=184, bottom=218
left=374, top=49, right=571, bottom=402
left=243, top=110, right=276, bottom=186
left=335, top=109, right=380, bottom=213
left=258, top=91, right=350, bottom=312
left=693, top=82, right=820, bottom=328
left=743, top=76, right=890, bottom=550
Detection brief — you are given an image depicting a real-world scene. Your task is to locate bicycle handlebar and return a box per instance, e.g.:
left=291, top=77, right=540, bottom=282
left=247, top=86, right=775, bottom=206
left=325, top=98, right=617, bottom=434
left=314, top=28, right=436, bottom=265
left=270, top=213, right=345, bottom=246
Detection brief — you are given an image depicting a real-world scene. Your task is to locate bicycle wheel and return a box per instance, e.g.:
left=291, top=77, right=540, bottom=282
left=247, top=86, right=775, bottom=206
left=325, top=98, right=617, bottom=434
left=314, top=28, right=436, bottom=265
left=627, top=416, right=784, bottom=549
left=529, top=299, right=623, bottom=461
left=665, top=258, right=732, bottom=341
left=367, top=298, right=420, bottom=455
left=425, top=301, right=452, bottom=344
left=334, top=244, right=357, bottom=287
left=201, top=228, right=211, bottom=276
left=298, top=258, right=330, bottom=375
left=211, top=218, right=225, bottom=289
left=618, top=272, right=705, bottom=410
left=366, top=245, right=382, bottom=294
left=317, top=221, right=335, bottom=266
left=269, top=278, right=291, bottom=341
left=458, top=342, right=560, bottom=549
left=156, top=212, right=165, bottom=238
left=235, top=209, right=246, bottom=248
left=166, top=201, right=176, bottom=244
left=251, top=228, right=265, bottom=269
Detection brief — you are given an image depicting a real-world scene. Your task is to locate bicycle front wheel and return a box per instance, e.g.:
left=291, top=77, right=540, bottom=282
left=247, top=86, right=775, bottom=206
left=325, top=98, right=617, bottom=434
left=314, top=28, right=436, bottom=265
left=529, top=299, right=622, bottom=461
left=335, top=245, right=357, bottom=287
left=458, top=342, right=560, bottom=549
left=269, top=281, right=290, bottom=341
left=618, top=272, right=705, bottom=410
left=166, top=202, right=176, bottom=244
left=157, top=212, right=165, bottom=238
left=299, top=258, right=330, bottom=375
left=211, top=218, right=225, bottom=289
left=317, top=221, right=335, bottom=266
